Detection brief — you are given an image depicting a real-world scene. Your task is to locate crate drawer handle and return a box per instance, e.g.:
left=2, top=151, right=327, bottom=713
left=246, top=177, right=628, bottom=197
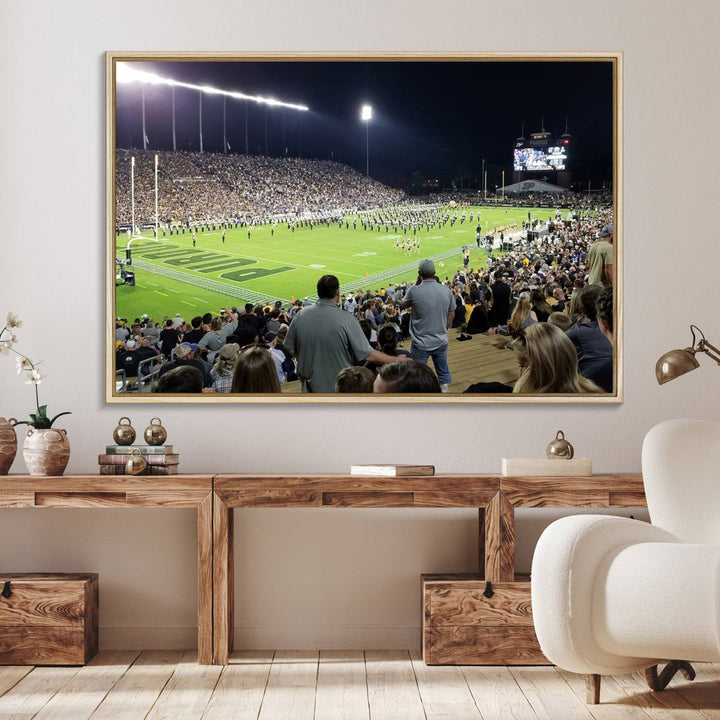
left=483, top=581, right=494, bottom=599
left=1, top=581, right=10, bottom=599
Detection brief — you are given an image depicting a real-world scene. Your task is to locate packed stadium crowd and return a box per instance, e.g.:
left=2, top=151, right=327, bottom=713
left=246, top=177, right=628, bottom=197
left=115, top=198, right=615, bottom=395
left=115, top=150, right=404, bottom=227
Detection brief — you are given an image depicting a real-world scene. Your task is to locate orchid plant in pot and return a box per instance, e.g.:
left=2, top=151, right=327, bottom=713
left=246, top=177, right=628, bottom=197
left=0, top=312, right=72, bottom=475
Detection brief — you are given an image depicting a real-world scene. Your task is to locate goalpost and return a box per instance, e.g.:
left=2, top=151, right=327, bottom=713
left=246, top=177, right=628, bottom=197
left=129, top=153, right=160, bottom=241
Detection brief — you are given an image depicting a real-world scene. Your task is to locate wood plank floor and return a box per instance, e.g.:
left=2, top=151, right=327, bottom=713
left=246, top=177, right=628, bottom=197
left=0, top=652, right=717, bottom=720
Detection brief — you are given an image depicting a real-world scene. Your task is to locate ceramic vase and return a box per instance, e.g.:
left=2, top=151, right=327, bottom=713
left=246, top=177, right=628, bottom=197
left=0, top=417, right=18, bottom=475
left=22, top=428, right=70, bottom=476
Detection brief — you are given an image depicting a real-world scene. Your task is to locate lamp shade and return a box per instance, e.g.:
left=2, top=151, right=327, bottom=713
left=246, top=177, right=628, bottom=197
left=655, top=348, right=700, bottom=385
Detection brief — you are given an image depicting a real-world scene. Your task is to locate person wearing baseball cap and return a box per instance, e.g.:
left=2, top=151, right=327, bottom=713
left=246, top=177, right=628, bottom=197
left=399, top=259, right=456, bottom=392
left=157, top=342, right=212, bottom=387
left=588, top=224, right=614, bottom=287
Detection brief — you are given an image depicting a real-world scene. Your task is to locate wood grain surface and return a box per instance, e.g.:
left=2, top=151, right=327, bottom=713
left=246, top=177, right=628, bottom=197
left=0, top=476, right=214, bottom=665
left=213, top=492, right=234, bottom=665
left=0, top=627, right=88, bottom=665
left=215, top=474, right=502, bottom=508
left=0, top=574, right=98, bottom=665
left=426, top=581, right=534, bottom=627
left=500, top=474, right=645, bottom=508
left=425, top=626, right=546, bottom=665
left=483, top=492, right=515, bottom=582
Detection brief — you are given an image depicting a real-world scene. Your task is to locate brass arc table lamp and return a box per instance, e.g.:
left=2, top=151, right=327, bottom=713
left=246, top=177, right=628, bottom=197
left=656, top=325, right=720, bottom=384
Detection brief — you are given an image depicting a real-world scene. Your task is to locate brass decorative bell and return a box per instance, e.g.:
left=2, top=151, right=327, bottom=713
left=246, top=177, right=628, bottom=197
left=546, top=430, right=574, bottom=459
left=125, top=448, right=147, bottom=475
left=144, top=417, right=167, bottom=446
left=112, top=417, right=136, bottom=446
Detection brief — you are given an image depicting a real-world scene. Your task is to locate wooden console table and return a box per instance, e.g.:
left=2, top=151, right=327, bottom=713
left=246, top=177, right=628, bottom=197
left=1, top=473, right=647, bottom=666
left=212, top=473, right=646, bottom=665
left=0, top=475, right=214, bottom=665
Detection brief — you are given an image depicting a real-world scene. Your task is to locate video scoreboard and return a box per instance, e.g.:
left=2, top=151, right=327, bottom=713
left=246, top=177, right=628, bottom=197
left=513, top=130, right=572, bottom=187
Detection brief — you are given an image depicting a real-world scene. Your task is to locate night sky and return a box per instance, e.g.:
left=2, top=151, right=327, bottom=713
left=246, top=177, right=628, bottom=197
left=115, top=59, right=614, bottom=191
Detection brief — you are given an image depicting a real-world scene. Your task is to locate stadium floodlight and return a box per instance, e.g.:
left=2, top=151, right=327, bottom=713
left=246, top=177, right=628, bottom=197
left=116, top=62, right=309, bottom=111
left=360, top=104, right=372, bottom=177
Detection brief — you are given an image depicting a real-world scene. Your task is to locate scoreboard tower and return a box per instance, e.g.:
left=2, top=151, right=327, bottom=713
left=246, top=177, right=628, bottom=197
left=512, top=125, right=573, bottom=189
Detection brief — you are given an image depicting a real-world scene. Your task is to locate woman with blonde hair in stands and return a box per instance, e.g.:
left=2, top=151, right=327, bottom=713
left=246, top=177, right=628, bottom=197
left=230, top=344, right=281, bottom=393
left=495, top=292, right=536, bottom=336
left=510, top=322, right=603, bottom=394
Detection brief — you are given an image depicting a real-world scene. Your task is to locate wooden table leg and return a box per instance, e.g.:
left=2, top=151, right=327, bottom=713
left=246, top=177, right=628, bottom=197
left=213, top=492, right=234, bottom=665
left=197, top=492, right=213, bottom=665
left=483, top=492, right=515, bottom=582
left=478, top=507, right=486, bottom=577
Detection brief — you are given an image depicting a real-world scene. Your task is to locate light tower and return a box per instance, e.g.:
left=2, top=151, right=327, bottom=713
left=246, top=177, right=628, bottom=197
left=360, top=104, right=372, bottom=177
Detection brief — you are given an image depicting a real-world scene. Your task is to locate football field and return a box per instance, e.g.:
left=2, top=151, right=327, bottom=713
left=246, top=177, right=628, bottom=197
left=114, top=204, right=560, bottom=321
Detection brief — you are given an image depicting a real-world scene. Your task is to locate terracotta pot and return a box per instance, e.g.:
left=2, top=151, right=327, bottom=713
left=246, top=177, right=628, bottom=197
left=0, top=417, right=18, bottom=475
left=22, top=428, right=70, bottom=476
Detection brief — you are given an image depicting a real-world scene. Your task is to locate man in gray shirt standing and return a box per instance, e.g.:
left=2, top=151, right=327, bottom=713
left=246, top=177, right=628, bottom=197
left=285, top=275, right=408, bottom=393
left=401, top=259, right=456, bottom=392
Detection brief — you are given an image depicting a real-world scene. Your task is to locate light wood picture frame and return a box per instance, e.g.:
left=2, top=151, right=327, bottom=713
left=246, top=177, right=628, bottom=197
left=106, top=52, right=622, bottom=403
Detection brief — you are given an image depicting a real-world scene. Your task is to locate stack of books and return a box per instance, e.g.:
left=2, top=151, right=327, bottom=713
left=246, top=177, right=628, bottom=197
left=98, top=445, right=180, bottom=475
left=349, top=464, right=435, bottom=477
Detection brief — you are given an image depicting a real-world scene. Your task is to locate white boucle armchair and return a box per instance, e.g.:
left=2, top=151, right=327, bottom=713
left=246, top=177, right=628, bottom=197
left=531, top=418, right=720, bottom=703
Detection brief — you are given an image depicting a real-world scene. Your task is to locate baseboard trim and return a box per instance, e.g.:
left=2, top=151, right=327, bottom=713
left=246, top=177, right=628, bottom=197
left=99, top=623, right=421, bottom=650
left=233, top=623, right=421, bottom=650
left=100, top=625, right=198, bottom=650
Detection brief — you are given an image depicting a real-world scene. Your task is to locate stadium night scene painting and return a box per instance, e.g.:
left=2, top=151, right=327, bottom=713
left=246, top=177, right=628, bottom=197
left=109, top=54, right=620, bottom=401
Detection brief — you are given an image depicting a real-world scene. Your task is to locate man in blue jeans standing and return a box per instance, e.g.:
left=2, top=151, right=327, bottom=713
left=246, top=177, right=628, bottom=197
left=401, top=259, right=455, bottom=392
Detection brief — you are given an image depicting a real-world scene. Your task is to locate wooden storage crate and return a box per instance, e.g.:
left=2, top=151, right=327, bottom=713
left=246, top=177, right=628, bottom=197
left=422, top=573, right=548, bottom=665
left=0, top=573, right=98, bottom=665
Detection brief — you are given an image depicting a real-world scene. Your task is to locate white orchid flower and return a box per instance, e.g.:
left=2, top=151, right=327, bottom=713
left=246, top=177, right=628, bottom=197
left=16, top=356, right=33, bottom=373
left=25, top=368, right=45, bottom=385
left=6, top=312, right=22, bottom=329
left=0, top=341, right=10, bottom=356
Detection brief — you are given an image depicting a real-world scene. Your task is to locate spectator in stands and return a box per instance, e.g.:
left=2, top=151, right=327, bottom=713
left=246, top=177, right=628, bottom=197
left=451, top=288, right=466, bottom=329
left=140, top=318, right=160, bottom=346
left=581, top=285, right=614, bottom=392
left=210, top=343, right=240, bottom=393
left=463, top=299, right=490, bottom=336
left=159, top=318, right=182, bottom=357
left=487, top=272, right=511, bottom=328
left=552, top=287, right=567, bottom=312
left=264, top=309, right=284, bottom=336
left=496, top=292, right=536, bottom=336
left=273, top=324, right=296, bottom=381
left=335, top=366, right=375, bottom=393
left=236, top=303, right=264, bottom=338
left=285, top=274, right=409, bottom=393
left=115, top=320, right=130, bottom=343
left=155, top=366, right=206, bottom=393
left=230, top=344, right=281, bottom=393
left=364, top=324, right=411, bottom=375
left=197, top=313, right=238, bottom=355
left=373, top=360, right=442, bottom=393
left=157, top=342, right=212, bottom=388
left=510, top=323, right=603, bottom=394
left=530, top=289, right=553, bottom=323
left=401, top=259, right=455, bottom=393
left=565, top=285, right=613, bottom=372
left=587, top=224, right=614, bottom=287
left=183, top=316, right=207, bottom=345
left=547, top=312, right=572, bottom=332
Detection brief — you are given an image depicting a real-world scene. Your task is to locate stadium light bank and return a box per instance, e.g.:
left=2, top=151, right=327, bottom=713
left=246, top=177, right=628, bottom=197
left=115, top=63, right=310, bottom=111
left=117, top=62, right=310, bottom=243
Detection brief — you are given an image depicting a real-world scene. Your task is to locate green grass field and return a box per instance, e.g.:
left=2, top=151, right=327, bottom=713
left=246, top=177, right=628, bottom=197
left=115, top=204, right=560, bottom=322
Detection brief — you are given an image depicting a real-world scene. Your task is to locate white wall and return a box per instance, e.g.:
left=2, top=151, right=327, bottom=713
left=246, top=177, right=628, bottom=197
left=1, top=0, right=718, bottom=650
